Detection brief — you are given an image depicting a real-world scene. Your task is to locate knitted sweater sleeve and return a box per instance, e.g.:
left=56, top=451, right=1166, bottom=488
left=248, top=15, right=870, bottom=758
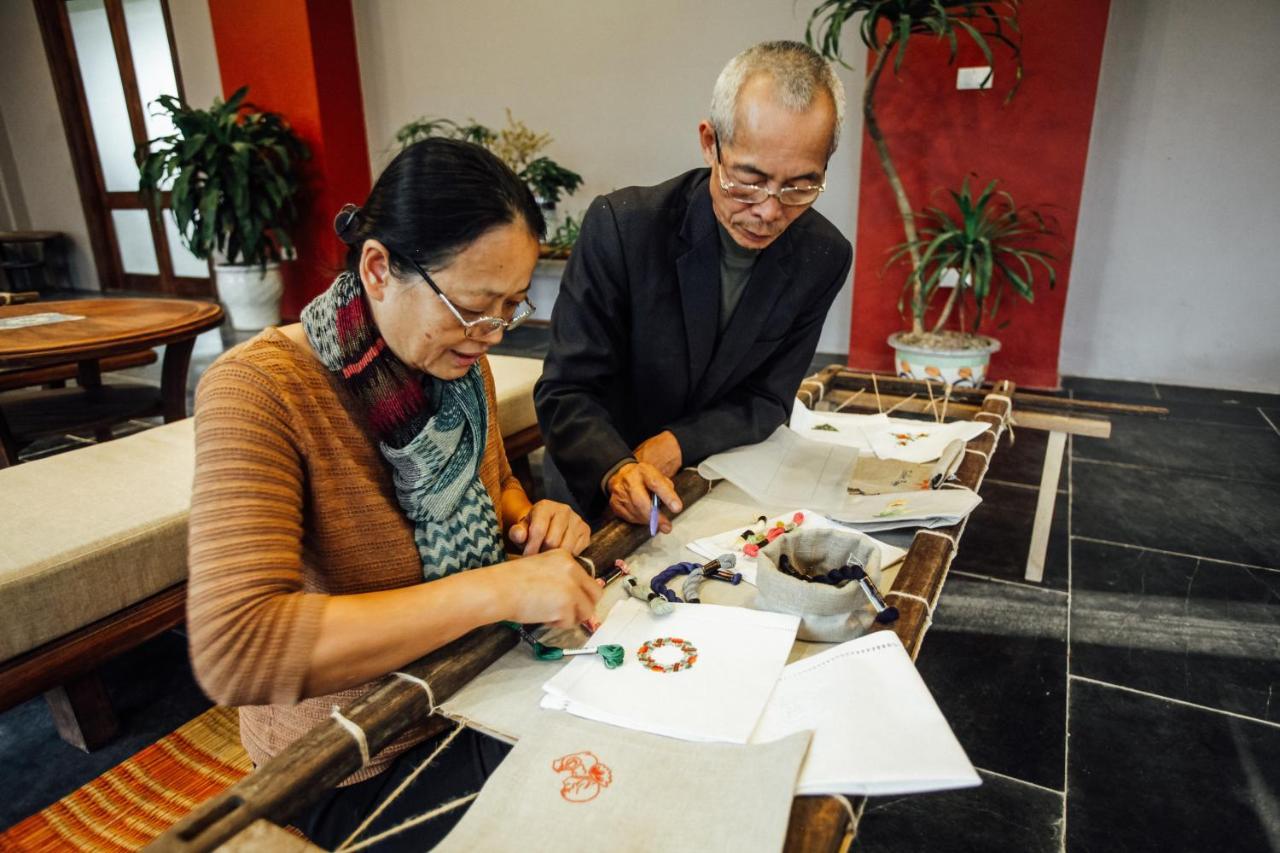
left=186, top=359, right=328, bottom=707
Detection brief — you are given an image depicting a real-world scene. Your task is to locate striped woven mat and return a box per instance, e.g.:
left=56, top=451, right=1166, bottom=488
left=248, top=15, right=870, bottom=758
left=0, top=706, right=251, bottom=852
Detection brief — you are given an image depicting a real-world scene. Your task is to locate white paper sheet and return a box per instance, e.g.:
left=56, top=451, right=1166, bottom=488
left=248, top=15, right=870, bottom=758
left=752, top=632, right=980, bottom=795
left=685, top=509, right=908, bottom=585
left=541, top=598, right=799, bottom=744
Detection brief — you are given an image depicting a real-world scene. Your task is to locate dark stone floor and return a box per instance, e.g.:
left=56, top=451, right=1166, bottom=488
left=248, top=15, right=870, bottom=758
left=853, top=376, right=1280, bottom=853
left=3, top=321, right=1278, bottom=851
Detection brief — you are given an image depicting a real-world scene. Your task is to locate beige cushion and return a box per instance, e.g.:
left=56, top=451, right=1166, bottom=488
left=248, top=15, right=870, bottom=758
left=0, top=419, right=195, bottom=660
left=487, top=354, right=542, bottom=437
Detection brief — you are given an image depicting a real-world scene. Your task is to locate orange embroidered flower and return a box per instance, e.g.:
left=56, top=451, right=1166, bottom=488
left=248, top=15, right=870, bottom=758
left=552, top=751, right=613, bottom=803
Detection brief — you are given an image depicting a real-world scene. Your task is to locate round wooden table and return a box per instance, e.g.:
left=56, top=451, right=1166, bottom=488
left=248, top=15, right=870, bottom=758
left=0, top=298, right=224, bottom=465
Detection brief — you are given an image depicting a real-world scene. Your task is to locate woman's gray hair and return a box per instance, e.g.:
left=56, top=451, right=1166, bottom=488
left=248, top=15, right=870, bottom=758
left=709, top=41, right=846, bottom=156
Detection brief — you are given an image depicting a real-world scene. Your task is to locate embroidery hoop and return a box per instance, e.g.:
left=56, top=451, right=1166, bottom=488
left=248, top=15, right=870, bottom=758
left=636, top=637, right=698, bottom=673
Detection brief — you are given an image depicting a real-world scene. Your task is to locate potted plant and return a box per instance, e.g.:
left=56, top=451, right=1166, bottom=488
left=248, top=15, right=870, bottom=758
left=887, top=177, right=1058, bottom=386
left=138, top=86, right=309, bottom=330
left=806, top=1, right=1028, bottom=378
left=395, top=110, right=582, bottom=256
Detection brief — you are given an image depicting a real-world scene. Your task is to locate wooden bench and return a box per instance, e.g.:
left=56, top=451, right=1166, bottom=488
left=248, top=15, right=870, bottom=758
left=0, top=354, right=546, bottom=751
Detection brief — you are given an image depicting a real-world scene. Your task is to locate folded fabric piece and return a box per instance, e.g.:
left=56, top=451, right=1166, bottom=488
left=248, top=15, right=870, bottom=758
left=752, top=632, right=980, bottom=796
left=830, top=487, right=981, bottom=533
left=685, top=508, right=907, bottom=585
left=436, top=713, right=811, bottom=853
left=541, top=598, right=799, bottom=743
left=845, top=438, right=967, bottom=495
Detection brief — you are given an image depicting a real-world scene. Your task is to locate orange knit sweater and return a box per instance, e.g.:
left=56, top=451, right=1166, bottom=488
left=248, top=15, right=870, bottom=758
left=186, top=328, right=523, bottom=781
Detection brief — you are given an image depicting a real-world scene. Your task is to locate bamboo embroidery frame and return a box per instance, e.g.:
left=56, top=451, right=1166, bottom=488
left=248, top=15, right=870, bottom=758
left=155, top=372, right=1036, bottom=853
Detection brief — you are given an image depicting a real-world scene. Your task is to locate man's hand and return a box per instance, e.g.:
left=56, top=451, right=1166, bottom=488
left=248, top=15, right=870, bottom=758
left=508, top=500, right=591, bottom=556
left=606, top=462, right=682, bottom=533
left=634, top=430, right=683, bottom=479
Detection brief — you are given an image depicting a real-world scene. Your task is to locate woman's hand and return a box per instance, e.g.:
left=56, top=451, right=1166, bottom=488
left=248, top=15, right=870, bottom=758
left=499, top=549, right=602, bottom=629
left=507, top=500, right=591, bottom=556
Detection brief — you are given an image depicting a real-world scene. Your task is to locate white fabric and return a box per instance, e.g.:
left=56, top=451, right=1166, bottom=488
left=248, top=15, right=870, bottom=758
left=789, top=398, right=990, bottom=463
left=541, top=599, right=798, bottom=743
left=698, top=427, right=982, bottom=530
left=752, top=632, right=979, bottom=795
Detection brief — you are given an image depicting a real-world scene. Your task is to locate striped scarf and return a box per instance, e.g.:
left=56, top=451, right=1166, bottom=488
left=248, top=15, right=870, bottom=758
left=301, top=272, right=505, bottom=578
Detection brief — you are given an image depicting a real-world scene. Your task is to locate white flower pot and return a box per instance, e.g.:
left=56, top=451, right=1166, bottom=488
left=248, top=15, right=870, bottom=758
left=214, top=262, right=283, bottom=331
left=888, top=332, right=1001, bottom=388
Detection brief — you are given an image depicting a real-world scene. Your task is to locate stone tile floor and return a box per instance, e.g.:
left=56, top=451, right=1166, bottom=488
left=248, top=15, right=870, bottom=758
left=3, top=322, right=1278, bottom=851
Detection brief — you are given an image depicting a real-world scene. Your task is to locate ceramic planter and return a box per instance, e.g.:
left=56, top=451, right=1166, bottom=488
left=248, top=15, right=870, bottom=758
left=888, top=332, right=1001, bottom=388
left=214, top=262, right=283, bottom=331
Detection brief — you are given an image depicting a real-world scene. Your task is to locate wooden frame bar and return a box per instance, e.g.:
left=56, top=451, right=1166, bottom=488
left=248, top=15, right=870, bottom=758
left=153, top=382, right=1015, bottom=852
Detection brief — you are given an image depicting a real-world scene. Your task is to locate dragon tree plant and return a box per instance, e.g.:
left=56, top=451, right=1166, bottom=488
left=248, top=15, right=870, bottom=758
left=889, top=177, right=1058, bottom=338
left=806, top=0, right=1024, bottom=336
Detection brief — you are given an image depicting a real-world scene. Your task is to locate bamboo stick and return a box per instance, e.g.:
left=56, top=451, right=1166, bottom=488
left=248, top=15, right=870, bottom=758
left=820, top=369, right=1166, bottom=417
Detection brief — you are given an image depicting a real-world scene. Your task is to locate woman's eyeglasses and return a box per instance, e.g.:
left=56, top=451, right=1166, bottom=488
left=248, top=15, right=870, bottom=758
left=396, top=253, right=536, bottom=339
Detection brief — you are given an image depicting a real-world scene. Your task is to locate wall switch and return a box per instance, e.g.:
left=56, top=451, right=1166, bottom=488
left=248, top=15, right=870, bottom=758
left=938, top=268, right=961, bottom=289
left=957, top=66, right=993, bottom=90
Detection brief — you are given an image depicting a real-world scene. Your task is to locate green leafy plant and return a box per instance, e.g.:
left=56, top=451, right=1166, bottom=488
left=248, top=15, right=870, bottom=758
left=137, top=86, right=309, bottom=267
left=889, top=177, right=1058, bottom=337
left=396, top=110, right=583, bottom=209
left=807, top=0, right=1023, bottom=335
left=544, top=213, right=582, bottom=259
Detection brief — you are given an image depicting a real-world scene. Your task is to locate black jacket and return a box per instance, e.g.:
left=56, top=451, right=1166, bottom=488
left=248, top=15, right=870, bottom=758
left=534, top=168, right=852, bottom=516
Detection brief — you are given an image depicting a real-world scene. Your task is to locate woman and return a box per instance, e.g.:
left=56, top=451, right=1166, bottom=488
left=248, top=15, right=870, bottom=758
left=186, top=138, right=599, bottom=848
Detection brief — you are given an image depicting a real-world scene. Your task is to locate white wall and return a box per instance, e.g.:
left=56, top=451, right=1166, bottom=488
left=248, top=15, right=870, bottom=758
left=0, top=2, right=97, bottom=290
left=1063, top=0, right=1280, bottom=393
left=352, top=0, right=865, bottom=355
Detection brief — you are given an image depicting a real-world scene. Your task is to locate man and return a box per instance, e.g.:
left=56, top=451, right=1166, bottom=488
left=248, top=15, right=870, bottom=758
left=535, top=41, right=852, bottom=527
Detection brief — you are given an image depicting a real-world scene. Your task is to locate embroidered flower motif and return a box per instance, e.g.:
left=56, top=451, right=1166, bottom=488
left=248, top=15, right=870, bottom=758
left=552, top=751, right=613, bottom=803
left=636, top=637, right=698, bottom=673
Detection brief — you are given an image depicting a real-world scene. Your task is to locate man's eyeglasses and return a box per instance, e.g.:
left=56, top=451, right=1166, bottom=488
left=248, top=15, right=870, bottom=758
left=714, top=132, right=825, bottom=207
left=395, top=252, right=536, bottom=339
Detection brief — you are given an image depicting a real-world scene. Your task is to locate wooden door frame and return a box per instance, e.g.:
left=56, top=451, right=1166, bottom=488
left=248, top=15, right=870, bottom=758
left=33, top=0, right=212, bottom=297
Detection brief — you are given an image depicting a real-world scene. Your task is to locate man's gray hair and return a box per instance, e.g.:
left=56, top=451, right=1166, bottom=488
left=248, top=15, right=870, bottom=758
left=709, top=40, right=846, bottom=156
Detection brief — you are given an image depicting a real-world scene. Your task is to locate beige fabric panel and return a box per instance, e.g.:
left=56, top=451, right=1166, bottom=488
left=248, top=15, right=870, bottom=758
left=0, top=418, right=195, bottom=659
left=487, top=354, right=542, bottom=437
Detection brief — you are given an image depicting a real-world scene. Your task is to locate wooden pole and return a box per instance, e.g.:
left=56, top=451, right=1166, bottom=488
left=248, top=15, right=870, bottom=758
left=820, top=369, right=1166, bottom=417
left=150, top=470, right=712, bottom=853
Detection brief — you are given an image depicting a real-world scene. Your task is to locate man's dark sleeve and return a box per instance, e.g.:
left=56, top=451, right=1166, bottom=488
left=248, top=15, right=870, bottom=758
left=534, top=196, right=637, bottom=512
left=665, top=245, right=852, bottom=464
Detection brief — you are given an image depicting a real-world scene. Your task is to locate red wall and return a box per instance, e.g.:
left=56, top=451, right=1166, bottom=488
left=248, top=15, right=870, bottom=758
left=848, top=2, right=1111, bottom=389
left=208, top=0, right=372, bottom=318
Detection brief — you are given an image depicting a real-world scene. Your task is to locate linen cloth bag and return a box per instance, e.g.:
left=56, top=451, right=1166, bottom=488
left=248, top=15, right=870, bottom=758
left=756, top=528, right=885, bottom=642
left=435, top=713, right=811, bottom=853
